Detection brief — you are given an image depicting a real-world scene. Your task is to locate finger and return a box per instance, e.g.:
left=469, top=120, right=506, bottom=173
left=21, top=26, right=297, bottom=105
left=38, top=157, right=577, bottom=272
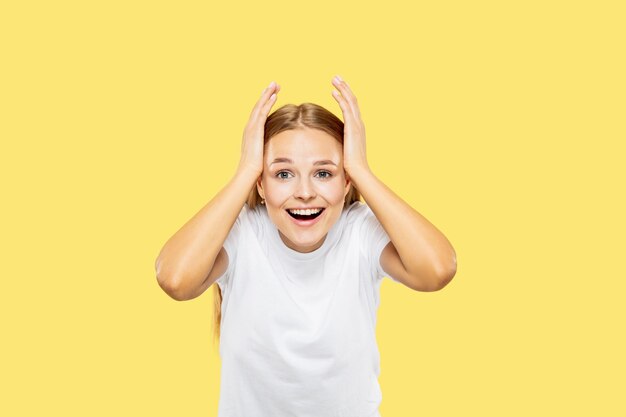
left=331, top=87, right=353, bottom=125
left=332, top=76, right=360, bottom=120
left=337, top=78, right=361, bottom=119
left=255, top=82, right=279, bottom=111
left=251, top=81, right=280, bottom=119
left=261, top=87, right=280, bottom=115
left=259, top=81, right=281, bottom=99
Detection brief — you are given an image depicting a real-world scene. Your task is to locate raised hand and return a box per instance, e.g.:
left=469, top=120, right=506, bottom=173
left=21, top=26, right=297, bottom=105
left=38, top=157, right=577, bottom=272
left=331, top=75, right=370, bottom=175
left=238, top=81, right=281, bottom=176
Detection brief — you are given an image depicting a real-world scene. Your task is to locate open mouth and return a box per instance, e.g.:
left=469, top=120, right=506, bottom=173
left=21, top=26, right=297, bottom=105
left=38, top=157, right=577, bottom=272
left=286, top=208, right=325, bottom=221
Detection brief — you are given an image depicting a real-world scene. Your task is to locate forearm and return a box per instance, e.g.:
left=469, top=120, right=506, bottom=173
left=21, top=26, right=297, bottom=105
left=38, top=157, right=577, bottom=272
left=349, top=166, right=457, bottom=283
left=155, top=166, right=259, bottom=297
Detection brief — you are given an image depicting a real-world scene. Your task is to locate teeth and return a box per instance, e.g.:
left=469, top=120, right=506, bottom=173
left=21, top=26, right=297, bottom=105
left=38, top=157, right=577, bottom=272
left=288, top=208, right=322, bottom=215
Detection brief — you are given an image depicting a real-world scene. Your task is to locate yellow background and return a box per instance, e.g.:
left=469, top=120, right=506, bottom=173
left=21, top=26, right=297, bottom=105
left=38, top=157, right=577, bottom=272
left=2, top=0, right=624, bottom=415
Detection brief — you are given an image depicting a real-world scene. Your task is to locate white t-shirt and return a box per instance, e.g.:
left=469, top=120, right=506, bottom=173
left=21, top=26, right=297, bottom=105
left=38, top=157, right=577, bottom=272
left=215, top=201, right=396, bottom=417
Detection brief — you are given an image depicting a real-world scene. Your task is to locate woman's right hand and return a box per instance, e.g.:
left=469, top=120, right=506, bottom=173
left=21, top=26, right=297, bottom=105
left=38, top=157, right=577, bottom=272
left=238, top=81, right=281, bottom=176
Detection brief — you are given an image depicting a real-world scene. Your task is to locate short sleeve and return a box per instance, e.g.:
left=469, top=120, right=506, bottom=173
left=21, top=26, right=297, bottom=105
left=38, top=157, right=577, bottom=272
left=358, top=203, right=392, bottom=281
left=215, top=205, right=246, bottom=292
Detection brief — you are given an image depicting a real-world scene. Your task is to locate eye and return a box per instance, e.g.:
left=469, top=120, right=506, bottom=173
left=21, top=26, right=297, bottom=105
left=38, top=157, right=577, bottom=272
left=276, top=171, right=293, bottom=180
left=316, top=170, right=333, bottom=179
left=275, top=170, right=332, bottom=180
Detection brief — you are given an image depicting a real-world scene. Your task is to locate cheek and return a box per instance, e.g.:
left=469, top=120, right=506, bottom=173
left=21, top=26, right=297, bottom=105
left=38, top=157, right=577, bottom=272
left=264, top=182, right=291, bottom=204
left=319, top=182, right=346, bottom=202
left=264, top=179, right=346, bottom=204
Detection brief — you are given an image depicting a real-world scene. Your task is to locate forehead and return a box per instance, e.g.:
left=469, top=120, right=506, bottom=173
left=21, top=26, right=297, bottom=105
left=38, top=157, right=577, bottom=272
left=265, top=128, right=341, bottom=162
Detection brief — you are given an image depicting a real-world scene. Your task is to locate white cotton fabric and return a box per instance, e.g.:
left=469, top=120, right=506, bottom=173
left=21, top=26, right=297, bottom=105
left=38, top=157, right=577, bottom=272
left=215, top=201, right=396, bottom=417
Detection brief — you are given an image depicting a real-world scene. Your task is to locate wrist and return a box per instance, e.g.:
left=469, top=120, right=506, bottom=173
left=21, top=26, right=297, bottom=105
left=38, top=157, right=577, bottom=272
left=236, top=163, right=262, bottom=179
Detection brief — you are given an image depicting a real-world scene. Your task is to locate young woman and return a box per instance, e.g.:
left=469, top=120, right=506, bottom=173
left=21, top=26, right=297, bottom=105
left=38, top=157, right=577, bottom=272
left=155, top=75, right=457, bottom=417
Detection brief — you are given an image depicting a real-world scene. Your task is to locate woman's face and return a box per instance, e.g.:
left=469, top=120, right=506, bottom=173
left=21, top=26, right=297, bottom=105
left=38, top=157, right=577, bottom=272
left=257, top=127, right=351, bottom=253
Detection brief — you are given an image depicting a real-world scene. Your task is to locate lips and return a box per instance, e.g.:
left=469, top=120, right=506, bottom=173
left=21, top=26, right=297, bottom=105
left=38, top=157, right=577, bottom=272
left=285, top=208, right=326, bottom=226
left=286, top=208, right=325, bottom=220
left=286, top=207, right=325, bottom=210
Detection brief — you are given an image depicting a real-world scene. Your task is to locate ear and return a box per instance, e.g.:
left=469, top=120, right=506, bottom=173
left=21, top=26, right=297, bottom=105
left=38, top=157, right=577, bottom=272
left=344, top=171, right=352, bottom=197
left=256, top=175, right=265, bottom=200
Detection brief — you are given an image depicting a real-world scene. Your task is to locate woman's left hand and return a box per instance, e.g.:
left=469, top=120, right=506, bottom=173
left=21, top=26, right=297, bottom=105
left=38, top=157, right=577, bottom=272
left=331, top=75, right=371, bottom=176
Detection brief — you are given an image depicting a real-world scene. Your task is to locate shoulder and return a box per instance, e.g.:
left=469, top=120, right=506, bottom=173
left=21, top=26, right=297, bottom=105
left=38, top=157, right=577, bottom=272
left=336, top=202, right=380, bottom=240
left=242, top=203, right=267, bottom=237
left=345, top=201, right=375, bottom=224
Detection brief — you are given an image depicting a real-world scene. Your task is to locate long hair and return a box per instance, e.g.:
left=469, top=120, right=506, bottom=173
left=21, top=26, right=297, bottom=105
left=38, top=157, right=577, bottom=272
left=212, top=102, right=362, bottom=347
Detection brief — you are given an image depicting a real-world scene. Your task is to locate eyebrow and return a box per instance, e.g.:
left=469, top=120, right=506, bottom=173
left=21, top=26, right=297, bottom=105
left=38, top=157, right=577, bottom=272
left=269, top=158, right=337, bottom=167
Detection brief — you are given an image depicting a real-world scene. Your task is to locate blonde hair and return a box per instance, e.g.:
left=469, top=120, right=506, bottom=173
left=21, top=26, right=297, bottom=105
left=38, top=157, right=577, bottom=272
left=212, top=102, right=362, bottom=347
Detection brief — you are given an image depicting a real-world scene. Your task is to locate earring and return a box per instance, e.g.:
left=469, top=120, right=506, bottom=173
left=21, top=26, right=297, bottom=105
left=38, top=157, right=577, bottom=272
left=261, top=199, right=265, bottom=205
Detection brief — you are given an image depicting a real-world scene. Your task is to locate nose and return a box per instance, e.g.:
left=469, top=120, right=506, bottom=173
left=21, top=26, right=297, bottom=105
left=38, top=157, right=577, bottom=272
left=293, top=177, right=316, bottom=201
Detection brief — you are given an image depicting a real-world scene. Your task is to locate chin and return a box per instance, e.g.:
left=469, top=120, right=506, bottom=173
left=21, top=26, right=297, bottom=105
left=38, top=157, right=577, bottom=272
left=280, top=225, right=328, bottom=250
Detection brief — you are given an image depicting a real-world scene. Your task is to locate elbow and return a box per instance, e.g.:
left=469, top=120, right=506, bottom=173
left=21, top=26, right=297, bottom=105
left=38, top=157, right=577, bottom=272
left=155, top=264, right=190, bottom=302
left=406, top=261, right=457, bottom=292
left=433, top=255, right=457, bottom=291
left=155, top=255, right=192, bottom=301
left=416, top=272, right=453, bottom=292
left=157, top=274, right=191, bottom=301
left=435, top=267, right=456, bottom=290
left=417, top=252, right=456, bottom=292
